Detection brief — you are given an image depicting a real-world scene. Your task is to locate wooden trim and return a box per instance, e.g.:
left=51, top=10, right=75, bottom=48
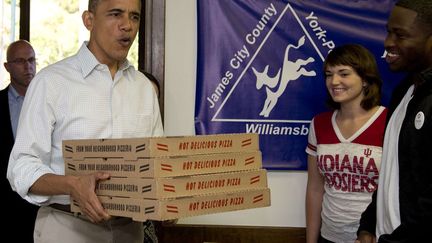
left=19, top=0, right=30, bottom=40
left=156, top=224, right=306, bottom=243
left=140, top=0, right=165, bottom=123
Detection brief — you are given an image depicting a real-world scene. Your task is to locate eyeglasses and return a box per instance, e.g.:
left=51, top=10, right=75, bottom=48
left=7, top=57, right=36, bottom=65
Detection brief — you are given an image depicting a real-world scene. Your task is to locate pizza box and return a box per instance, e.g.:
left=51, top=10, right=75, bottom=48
left=95, top=169, right=268, bottom=199
left=71, top=188, right=270, bottom=221
left=63, top=133, right=259, bottom=159
left=65, top=151, right=262, bottom=178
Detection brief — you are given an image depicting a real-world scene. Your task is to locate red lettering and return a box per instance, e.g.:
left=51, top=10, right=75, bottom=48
left=368, top=175, right=378, bottom=192
left=189, top=202, right=199, bottom=211
left=352, top=156, right=364, bottom=174
left=333, top=173, right=342, bottom=190
left=323, top=155, right=335, bottom=172
left=324, top=173, right=333, bottom=186
left=364, top=158, right=378, bottom=175
left=351, top=174, right=360, bottom=192
left=179, top=142, right=189, bottom=150
left=334, top=154, right=340, bottom=171
left=340, top=155, right=353, bottom=172
left=341, top=173, right=349, bottom=191
left=360, top=175, right=369, bottom=192
left=324, top=172, right=379, bottom=193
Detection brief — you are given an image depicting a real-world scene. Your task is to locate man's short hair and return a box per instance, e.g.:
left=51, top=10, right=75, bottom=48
left=88, top=0, right=142, bottom=13
left=88, top=0, right=100, bottom=13
left=396, top=0, right=432, bottom=30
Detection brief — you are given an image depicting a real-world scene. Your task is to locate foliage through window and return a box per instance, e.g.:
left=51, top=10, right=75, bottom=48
left=0, top=0, right=21, bottom=89
left=1, top=0, right=139, bottom=89
left=30, top=0, right=138, bottom=72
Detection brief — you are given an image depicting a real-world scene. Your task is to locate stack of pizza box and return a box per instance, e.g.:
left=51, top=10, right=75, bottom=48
left=63, top=133, right=270, bottom=221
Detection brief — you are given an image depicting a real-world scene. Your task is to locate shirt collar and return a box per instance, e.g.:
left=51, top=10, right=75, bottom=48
left=77, top=41, right=134, bottom=78
left=8, top=84, right=23, bottom=101
left=119, top=58, right=133, bottom=72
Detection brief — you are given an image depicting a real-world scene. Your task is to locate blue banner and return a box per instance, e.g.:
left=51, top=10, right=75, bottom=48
left=195, top=0, right=402, bottom=170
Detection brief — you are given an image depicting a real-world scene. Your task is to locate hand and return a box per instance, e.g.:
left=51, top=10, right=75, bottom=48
left=69, top=172, right=111, bottom=223
left=355, top=231, right=376, bottom=243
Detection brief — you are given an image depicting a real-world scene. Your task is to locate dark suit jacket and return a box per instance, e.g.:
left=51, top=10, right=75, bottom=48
left=1, top=86, right=39, bottom=242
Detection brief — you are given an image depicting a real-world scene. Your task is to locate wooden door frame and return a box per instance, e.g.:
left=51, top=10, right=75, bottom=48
left=140, top=0, right=165, bottom=122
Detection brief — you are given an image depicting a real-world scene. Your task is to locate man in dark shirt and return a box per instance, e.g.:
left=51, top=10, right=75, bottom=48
left=356, top=0, right=432, bottom=242
left=1, top=39, right=39, bottom=242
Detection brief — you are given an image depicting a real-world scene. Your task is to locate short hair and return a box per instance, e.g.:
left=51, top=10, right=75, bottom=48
left=396, top=0, right=432, bottom=31
left=323, top=44, right=382, bottom=110
left=88, top=0, right=100, bottom=13
left=88, top=0, right=142, bottom=13
left=6, top=40, right=34, bottom=61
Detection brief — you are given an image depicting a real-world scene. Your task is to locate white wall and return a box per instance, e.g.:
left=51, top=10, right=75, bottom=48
left=164, top=0, right=307, bottom=227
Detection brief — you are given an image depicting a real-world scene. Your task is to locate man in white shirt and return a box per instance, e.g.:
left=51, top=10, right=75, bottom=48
left=7, top=1, right=163, bottom=242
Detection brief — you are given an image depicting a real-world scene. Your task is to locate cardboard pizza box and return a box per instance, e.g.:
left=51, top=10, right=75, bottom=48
left=94, top=169, right=268, bottom=199
left=63, top=133, right=259, bottom=159
left=65, top=151, right=262, bottom=178
left=71, top=188, right=271, bottom=221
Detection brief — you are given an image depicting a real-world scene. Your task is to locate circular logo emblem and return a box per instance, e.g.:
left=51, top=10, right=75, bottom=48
left=414, top=111, right=425, bottom=130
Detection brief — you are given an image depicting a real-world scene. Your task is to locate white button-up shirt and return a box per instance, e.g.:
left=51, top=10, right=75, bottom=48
left=7, top=42, right=163, bottom=205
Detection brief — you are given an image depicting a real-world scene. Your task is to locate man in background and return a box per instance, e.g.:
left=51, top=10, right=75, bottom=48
left=1, top=39, right=39, bottom=242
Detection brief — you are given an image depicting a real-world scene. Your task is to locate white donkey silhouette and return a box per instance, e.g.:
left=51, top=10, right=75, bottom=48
left=252, top=36, right=316, bottom=117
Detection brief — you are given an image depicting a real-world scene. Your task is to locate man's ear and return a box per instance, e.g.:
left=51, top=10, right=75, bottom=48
left=4, top=63, right=10, bottom=72
left=82, top=10, right=94, bottom=31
